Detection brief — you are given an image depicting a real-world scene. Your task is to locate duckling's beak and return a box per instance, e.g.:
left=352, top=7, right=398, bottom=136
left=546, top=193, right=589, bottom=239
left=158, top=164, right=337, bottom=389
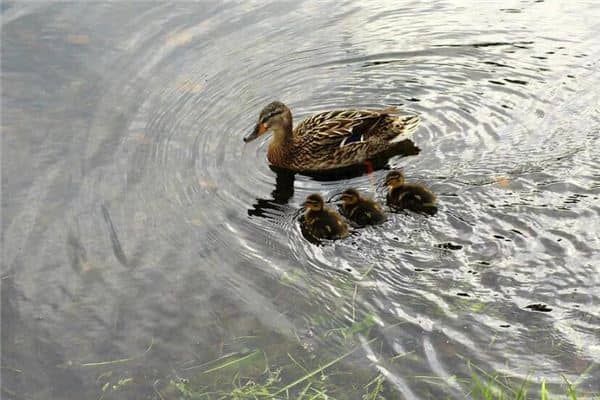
left=243, top=122, right=268, bottom=143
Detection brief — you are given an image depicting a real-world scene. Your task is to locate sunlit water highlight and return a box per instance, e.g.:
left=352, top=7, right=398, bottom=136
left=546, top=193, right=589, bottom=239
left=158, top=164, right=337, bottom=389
left=2, top=1, right=599, bottom=398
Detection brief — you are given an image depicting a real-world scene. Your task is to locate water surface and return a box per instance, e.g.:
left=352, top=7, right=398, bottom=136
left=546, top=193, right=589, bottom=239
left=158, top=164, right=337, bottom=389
left=2, top=1, right=600, bottom=398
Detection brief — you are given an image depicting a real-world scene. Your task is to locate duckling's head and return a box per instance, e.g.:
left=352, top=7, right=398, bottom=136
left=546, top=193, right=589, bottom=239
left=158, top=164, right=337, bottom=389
left=303, top=193, right=325, bottom=211
left=340, top=188, right=361, bottom=206
left=244, top=101, right=292, bottom=143
left=385, top=170, right=405, bottom=187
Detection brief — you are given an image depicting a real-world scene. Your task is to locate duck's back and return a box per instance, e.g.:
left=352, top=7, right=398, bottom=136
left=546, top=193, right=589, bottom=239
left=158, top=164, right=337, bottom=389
left=296, top=109, right=416, bottom=142
left=287, top=109, right=419, bottom=171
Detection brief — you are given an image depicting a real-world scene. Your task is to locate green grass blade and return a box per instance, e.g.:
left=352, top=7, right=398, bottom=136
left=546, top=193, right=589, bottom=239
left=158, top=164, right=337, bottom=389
left=541, top=379, right=549, bottom=400
left=272, top=338, right=375, bottom=396
left=202, top=350, right=261, bottom=374
left=561, top=375, right=577, bottom=400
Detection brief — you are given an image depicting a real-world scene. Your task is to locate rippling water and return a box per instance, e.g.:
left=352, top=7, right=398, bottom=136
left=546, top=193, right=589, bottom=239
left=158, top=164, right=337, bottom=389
left=2, top=1, right=600, bottom=399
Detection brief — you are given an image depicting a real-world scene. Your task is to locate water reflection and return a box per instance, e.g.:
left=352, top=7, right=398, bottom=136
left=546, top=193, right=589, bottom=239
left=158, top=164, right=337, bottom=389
left=248, top=167, right=295, bottom=218
left=2, top=0, right=600, bottom=398
left=248, top=139, right=420, bottom=217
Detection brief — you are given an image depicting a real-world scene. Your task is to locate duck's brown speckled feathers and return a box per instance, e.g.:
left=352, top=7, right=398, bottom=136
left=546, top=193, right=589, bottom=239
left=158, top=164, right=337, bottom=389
left=245, top=102, right=420, bottom=172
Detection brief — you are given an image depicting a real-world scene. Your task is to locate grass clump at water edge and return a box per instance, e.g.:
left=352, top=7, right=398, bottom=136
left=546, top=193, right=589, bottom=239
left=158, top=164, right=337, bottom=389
left=467, top=360, right=598, bottom=400
left=164, top=336, right=390, bottom=399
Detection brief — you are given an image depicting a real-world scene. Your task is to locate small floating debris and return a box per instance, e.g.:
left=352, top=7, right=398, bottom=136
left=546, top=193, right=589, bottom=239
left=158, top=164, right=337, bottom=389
left=166, top=31, right=193, bottom=47
left=436, top=242, right=463, bottom=250
left=177, top=77, right=205, bottom=94
left=525, top=303, right=552, bottom=312
left=494, top=176, right=511, bottom=187
left=65, top=34, right=90, bottom=45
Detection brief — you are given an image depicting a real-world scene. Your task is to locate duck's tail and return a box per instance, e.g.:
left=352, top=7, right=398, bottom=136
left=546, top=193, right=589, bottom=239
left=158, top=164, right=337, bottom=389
left=389, top=114, right=420, bottom=143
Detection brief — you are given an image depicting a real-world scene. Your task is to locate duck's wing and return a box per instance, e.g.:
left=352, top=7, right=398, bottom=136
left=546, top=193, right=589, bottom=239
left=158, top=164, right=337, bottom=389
left=294, top=109, right=397, bottom=146
left=291, top=108, right=419, bottom=170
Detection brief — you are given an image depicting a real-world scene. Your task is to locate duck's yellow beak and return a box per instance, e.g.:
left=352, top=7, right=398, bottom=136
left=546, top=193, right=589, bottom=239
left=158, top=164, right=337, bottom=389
left=243, top=123, right=268, bottom=143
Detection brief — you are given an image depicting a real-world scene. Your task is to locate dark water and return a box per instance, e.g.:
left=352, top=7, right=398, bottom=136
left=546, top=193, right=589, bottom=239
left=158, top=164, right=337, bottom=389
left=2, top=1, right=600, bottom=399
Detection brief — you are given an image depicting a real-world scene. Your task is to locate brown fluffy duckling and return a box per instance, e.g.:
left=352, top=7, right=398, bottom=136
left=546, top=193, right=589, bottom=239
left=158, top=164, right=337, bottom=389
left=339, top=188, right=386, bottom=227
left=385, top=171, right=437, bottom=215
left=301, top=194, right=349, bottom=241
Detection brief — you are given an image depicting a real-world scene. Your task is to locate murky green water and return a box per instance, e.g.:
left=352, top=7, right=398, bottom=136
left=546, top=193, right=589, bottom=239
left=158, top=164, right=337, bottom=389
left=2, top=1, right=599, bottom=399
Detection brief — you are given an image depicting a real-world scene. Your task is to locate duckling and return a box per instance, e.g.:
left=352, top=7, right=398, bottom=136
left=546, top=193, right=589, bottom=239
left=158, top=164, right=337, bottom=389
left=339, top=188, right=386, bottom=227
left=385, top=171, right=437, bottom=215
left=301, top=194, right=349, bottom=241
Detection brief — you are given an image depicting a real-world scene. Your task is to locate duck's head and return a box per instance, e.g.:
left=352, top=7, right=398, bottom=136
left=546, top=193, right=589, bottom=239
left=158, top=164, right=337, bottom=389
left=339, top=188, right=361, bottom=206
left=385, top=170, right=405, bottom=187
left=244, top=101, right=292, bottom=143
left=303, top=193, right=325, bottom=211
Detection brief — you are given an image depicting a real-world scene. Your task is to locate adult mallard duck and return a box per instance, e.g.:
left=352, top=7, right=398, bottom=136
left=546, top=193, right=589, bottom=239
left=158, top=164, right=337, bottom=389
left=339, top=188, right=386, bottom=227
left=244, top=101, right=420, bottom=172
left=385, top=170, right=437, bottom=215
left=301, top=194, right=349, bottom=241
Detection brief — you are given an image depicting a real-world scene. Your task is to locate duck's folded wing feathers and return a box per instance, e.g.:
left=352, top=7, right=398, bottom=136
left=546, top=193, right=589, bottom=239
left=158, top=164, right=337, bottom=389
left=294, top=109, right=395, bottom=147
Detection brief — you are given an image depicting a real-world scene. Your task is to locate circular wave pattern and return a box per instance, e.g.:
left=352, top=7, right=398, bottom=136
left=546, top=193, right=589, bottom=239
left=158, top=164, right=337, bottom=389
left=119, top=1, right=600, bottom=393
left=3, top=1, right=599, bottom=399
